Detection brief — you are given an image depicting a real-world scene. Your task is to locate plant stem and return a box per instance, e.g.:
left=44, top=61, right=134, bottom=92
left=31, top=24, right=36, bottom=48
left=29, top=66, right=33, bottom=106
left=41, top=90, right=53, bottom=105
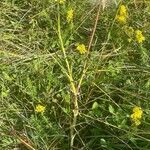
left=77, top=3, right=101, bottom=93
left=57, top=5, right=79, bottom=149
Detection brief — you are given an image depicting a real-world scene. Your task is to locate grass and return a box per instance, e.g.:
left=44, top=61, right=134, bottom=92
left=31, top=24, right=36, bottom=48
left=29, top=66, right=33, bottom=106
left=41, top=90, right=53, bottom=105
left=0, top=0, right=150, bottom=149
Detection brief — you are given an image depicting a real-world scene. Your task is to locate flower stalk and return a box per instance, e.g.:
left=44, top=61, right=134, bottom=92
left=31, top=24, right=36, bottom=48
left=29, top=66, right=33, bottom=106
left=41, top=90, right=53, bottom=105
left=57, top=5, right=79, bottom=149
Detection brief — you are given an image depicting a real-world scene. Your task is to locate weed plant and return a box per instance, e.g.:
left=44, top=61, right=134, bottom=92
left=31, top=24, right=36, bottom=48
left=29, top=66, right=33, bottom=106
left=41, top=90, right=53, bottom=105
left=0, top=0, right=150, bottom=150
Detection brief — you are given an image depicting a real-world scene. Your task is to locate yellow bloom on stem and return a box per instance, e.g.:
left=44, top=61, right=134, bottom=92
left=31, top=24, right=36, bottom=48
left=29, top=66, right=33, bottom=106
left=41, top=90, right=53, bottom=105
left=134, top=119, right=141, bottom=126
left=67, top=9, right=74, bottom=22
left=119, top=5, right=127, bottom=16
left=116, top=5, right=128, bottom=24
left=135, top=30, right=145, bottom=43
left=116, top=15, right=127, bottom=24
left=55, top=0, right=66, bottom=4
left=35, top=104, right=45, bottom=113
left=130, top=106, right=143, bottom=126
left=76, top=44, right=87, bottom=54
left=131, top=106, right=143, bottom=119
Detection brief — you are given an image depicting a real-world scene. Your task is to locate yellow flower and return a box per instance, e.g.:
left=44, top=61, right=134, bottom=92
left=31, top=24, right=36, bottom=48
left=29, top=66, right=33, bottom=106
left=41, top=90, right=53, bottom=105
left=131, top=106, right=143, bottom=119
left=130, top=106, right=143, bottom=126
left=119, top=5, right=127, bottom=16
left=35, top=104, right=45, bottom=113
left=55, top=0, right=66, bottom=4
left=67, top=9, right=74, bottom=22
left=135, top=30, right=145, bottom=43
left=116, top=5, right=128, bottom=24
left=134, top=119, right=141, bottom=126
left=76, top=44, right=87, bottom=54
left=116, top=15, right=127, bottom=24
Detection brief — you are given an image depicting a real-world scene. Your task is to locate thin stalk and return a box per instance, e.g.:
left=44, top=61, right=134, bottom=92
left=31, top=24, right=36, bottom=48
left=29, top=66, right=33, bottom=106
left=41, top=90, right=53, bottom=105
left=77, top=3, right=101, bottom=93
left=57, top=5, right=78, bottom=149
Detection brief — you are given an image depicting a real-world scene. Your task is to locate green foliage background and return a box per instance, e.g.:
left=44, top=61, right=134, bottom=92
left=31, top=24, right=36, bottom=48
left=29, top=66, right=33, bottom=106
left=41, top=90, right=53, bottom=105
left=0, top=0, right=150, bottom=149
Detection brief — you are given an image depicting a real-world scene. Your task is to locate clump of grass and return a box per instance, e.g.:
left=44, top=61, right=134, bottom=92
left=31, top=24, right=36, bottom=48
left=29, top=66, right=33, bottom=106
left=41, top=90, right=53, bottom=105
left=0, top=0, right=150, bottom=149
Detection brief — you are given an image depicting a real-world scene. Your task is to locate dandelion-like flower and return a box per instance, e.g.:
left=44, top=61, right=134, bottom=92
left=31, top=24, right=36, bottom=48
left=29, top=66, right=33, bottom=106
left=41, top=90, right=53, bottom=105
left=116, top=5, right=128, bottom=24
left=76, top=44, right=87, bottom=54
left=35, top=104, right=45, bottom=113
left=130, top=106, right=143, bottom=126
left=135, top=30, right=145, bottom=43
left=67, top=9, right=74, bottom=22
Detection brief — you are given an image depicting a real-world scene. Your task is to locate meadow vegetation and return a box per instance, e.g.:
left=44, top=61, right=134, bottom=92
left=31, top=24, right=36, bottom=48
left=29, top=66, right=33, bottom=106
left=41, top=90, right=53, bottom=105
left=0, top=0, right=150, bottom=149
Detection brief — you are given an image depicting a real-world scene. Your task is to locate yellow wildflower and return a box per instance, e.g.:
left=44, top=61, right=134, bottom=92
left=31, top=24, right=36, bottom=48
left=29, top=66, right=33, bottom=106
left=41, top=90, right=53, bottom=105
left=35, top=104, right=45, bottom=113
left=134, top=119, right=141, bottom=126
left=116, top=15, right=127, bottom=24
left=119, top=5, right=127, bottom=16
left=131, top=106, right=143, bottom=119
left=76, top=44, right=87, bottom=54
left=67, top=9, right=74, bottom=22
left=135, top=30, right=145, bottom=43
left=116, top=5, right=128, bottom=24
left=130, top=106, right=143, bottom=126
left=55, top=0, right=66, bottom=4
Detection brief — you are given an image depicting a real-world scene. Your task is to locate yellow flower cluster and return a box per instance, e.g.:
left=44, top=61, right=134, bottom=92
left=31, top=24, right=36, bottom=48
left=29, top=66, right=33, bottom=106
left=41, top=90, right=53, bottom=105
left=130, top=106, right=143, bottom=126
left=76, top=44, right=87, bottom=54
left=55, top=0, right=66, bottom=4
left=125, top=27, right=145, bottom=44
left=35, top=104, right=45, bottom=113
left=67, top=9, right=74, bottom=22
left=116, top=5, right=128, bottom=24
left=135, top=30, right=145, bottom=43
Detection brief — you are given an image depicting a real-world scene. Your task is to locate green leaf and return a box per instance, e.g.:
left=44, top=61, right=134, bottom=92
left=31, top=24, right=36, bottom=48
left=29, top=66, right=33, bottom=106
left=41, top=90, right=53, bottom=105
left=1, top=91, right=9, bottom=98
left=109, top=105, right=115, bottom=114
left=2, top=72, right=12, bottom=81
left=92, top=102, right=99, bottom=110
left=100, top=138, right=107, bottom=147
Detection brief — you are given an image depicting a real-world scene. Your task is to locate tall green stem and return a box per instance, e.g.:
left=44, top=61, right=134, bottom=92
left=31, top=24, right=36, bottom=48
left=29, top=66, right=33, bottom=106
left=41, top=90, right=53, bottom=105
left=57, top=5, right=78, bottom=149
